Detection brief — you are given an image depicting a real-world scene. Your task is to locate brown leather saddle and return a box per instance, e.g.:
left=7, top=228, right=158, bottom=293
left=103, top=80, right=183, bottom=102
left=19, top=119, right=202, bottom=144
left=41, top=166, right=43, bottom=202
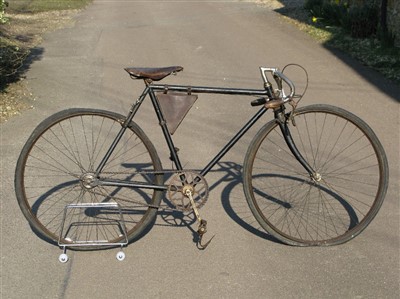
left=124, top=66, right=183, bottom=81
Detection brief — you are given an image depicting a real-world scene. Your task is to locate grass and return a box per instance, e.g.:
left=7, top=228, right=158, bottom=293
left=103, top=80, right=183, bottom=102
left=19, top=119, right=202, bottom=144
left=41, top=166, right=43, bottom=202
left=274, top=1, right=400, bottom=85
left=0, top=0, right=92, bottom=81
left=1, top=5, right=88, bottom=86
left=7, top=0, right=92, bottom=13
left=299, top=20, right=400, bottom=84
left=328, top=30, right=400, bottom=84
left=1, top=0, right=92, bottom=84
left=1, top=0, right=92, bottom=122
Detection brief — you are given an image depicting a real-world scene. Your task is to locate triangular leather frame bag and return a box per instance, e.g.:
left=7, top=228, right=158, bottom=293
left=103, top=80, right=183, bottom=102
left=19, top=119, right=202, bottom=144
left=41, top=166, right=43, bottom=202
left=156, top=91, right=198, bottom=135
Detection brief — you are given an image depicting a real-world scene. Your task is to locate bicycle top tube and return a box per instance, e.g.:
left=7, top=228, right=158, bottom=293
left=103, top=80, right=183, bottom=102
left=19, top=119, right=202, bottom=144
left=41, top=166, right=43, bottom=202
left=150, top=84, right=271, bottom=97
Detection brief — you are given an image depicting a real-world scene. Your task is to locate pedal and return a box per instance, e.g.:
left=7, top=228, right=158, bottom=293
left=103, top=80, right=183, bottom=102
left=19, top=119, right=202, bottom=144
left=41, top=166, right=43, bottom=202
left=197, top=219, right=215, bottom=250
left=185, top=189, right=215, bottom=249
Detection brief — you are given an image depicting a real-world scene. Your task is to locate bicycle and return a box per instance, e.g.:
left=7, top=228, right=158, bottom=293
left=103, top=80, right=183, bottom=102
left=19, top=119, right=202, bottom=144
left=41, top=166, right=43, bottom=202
left=15, top=65, right=389, bottom=262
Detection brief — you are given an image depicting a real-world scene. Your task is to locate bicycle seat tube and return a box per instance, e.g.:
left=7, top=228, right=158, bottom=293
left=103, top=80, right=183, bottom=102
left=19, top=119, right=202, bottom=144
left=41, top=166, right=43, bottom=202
left=148, top=86, right=184, bottom=170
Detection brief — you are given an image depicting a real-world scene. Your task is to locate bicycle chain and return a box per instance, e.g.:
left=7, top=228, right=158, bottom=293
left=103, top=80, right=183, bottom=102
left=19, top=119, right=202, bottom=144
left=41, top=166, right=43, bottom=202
left=100, top=169, right=200, bottom=176
left=84, top=169, right=203, bottom=213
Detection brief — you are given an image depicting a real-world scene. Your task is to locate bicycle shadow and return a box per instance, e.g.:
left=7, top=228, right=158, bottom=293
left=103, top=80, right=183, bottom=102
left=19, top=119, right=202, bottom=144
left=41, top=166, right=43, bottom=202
left=27, top=160, right=361, bottom=249
left=208, top=161, right=282, bottom=243
left=158, top=160, right=361, bottom=247
left=156, top=161, right=281, bottom=244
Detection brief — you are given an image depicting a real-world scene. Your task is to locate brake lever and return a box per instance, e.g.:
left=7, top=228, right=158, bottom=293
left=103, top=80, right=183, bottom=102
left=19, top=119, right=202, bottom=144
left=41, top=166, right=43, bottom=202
left=260, top=67, right=295, bottom=100
left=273, top=74, right=283, bottom=91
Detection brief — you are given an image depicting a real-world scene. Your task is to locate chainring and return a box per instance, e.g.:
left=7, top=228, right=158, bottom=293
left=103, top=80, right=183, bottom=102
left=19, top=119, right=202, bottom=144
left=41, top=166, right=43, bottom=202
left=167, top=171, right=209, bottom=212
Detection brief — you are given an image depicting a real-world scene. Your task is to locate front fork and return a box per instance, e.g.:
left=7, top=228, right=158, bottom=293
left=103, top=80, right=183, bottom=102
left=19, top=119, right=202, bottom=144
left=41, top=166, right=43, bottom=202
left=274, top=107, right=321, bottom=182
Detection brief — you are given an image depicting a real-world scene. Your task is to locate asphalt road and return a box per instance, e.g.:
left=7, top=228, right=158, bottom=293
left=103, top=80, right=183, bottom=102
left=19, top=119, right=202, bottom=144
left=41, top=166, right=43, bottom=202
left=1, top=1, right=399, bottom=298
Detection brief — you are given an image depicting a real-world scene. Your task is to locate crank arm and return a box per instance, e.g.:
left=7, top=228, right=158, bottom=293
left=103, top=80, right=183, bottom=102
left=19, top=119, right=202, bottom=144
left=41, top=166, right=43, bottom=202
left=185, top=189, right=215, bottom=249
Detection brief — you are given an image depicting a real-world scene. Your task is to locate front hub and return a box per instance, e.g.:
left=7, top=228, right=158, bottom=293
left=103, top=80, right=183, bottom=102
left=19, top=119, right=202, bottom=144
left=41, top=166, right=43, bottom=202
left=312, top=172, right=322, bottom=183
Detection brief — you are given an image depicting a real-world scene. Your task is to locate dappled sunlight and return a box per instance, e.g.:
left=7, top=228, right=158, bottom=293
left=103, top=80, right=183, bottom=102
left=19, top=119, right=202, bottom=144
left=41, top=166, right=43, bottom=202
left=262, top=0, right=400, bottom=100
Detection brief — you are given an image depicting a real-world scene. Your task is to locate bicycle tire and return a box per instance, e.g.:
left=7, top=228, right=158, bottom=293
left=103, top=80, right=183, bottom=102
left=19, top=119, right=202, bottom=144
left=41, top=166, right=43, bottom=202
left=243, top=104, right=388, bottom=246
left=15, top=108, right=164, bottom=247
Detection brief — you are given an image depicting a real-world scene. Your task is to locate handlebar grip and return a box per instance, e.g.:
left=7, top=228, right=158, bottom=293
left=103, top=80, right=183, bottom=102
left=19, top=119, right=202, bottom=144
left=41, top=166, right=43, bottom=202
left=251, top=98, right=267, bottom=106
left=275, top=71, right=295, bottom=98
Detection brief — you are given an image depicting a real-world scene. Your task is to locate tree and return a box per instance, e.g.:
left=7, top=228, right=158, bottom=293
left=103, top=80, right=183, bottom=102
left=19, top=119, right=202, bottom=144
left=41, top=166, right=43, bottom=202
left=380, top=0, right=388, bottom=35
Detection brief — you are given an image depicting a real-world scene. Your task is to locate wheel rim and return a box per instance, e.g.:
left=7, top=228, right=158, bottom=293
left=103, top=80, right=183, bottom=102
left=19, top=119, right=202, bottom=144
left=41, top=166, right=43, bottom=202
left=18, top=111, right=162, bottom=245
left=247, top=106, right=387, bottom=245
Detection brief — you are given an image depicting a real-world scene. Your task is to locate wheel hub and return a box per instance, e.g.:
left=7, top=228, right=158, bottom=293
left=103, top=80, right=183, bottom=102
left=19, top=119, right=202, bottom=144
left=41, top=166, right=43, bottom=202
left=80, top=173, right=97, bottom=189
left=312, top=172, right=322, bottom=183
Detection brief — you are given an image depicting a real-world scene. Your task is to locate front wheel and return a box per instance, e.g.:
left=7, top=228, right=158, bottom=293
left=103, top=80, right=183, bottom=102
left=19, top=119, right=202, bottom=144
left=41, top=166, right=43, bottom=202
left=15, top=108, right=163, bottom=247
left=243, top=104, right=388, bottom=246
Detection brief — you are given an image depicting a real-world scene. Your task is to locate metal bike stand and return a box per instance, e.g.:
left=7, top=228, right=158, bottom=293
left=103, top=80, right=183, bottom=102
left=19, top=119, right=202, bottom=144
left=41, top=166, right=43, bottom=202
left=58, top=202, right=129, bottom=263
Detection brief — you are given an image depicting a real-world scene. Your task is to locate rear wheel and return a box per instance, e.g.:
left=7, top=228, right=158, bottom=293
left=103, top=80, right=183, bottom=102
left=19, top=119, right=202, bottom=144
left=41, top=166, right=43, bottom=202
left=243, top=104, right=388, bottom=246
left=15, top=109, right=163, bottom=247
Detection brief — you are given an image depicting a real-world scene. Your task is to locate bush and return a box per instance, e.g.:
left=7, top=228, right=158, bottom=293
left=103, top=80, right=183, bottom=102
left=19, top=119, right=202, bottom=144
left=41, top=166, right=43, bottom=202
left=305, top=0, right=347, bottom=26
left=304, top=0, right=379, bottom=38
left=321, top=1, right=347, bottom=26
left=346, top=4, right=379, bottom=38
left=0, top=43, right=29, bottom=87
left=378, top=28, right=396, bottom=47
left=304, top=0, right=324, bottom=16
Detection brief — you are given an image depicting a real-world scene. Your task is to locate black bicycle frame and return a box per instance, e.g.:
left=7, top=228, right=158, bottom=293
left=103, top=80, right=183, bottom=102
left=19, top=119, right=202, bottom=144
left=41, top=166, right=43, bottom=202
left=96, top=83, right=315, bottom=191
left=150, top=84, right=273, bottom=176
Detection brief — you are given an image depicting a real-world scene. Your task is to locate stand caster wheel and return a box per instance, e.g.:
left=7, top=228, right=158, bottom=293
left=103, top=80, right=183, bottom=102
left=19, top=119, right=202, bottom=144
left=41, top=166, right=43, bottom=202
left=59, top=253, right=69, bottom=263
left=116, top=251, right=125, bottom=261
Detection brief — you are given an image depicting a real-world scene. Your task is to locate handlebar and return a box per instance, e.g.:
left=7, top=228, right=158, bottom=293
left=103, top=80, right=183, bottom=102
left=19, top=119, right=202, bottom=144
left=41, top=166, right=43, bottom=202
left=260, top=67, right=295, bottom=99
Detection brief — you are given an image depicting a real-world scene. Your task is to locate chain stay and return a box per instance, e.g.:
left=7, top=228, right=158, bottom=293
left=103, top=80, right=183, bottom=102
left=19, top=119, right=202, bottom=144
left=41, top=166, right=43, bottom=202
left=85, top=169, right=202, bottom=212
